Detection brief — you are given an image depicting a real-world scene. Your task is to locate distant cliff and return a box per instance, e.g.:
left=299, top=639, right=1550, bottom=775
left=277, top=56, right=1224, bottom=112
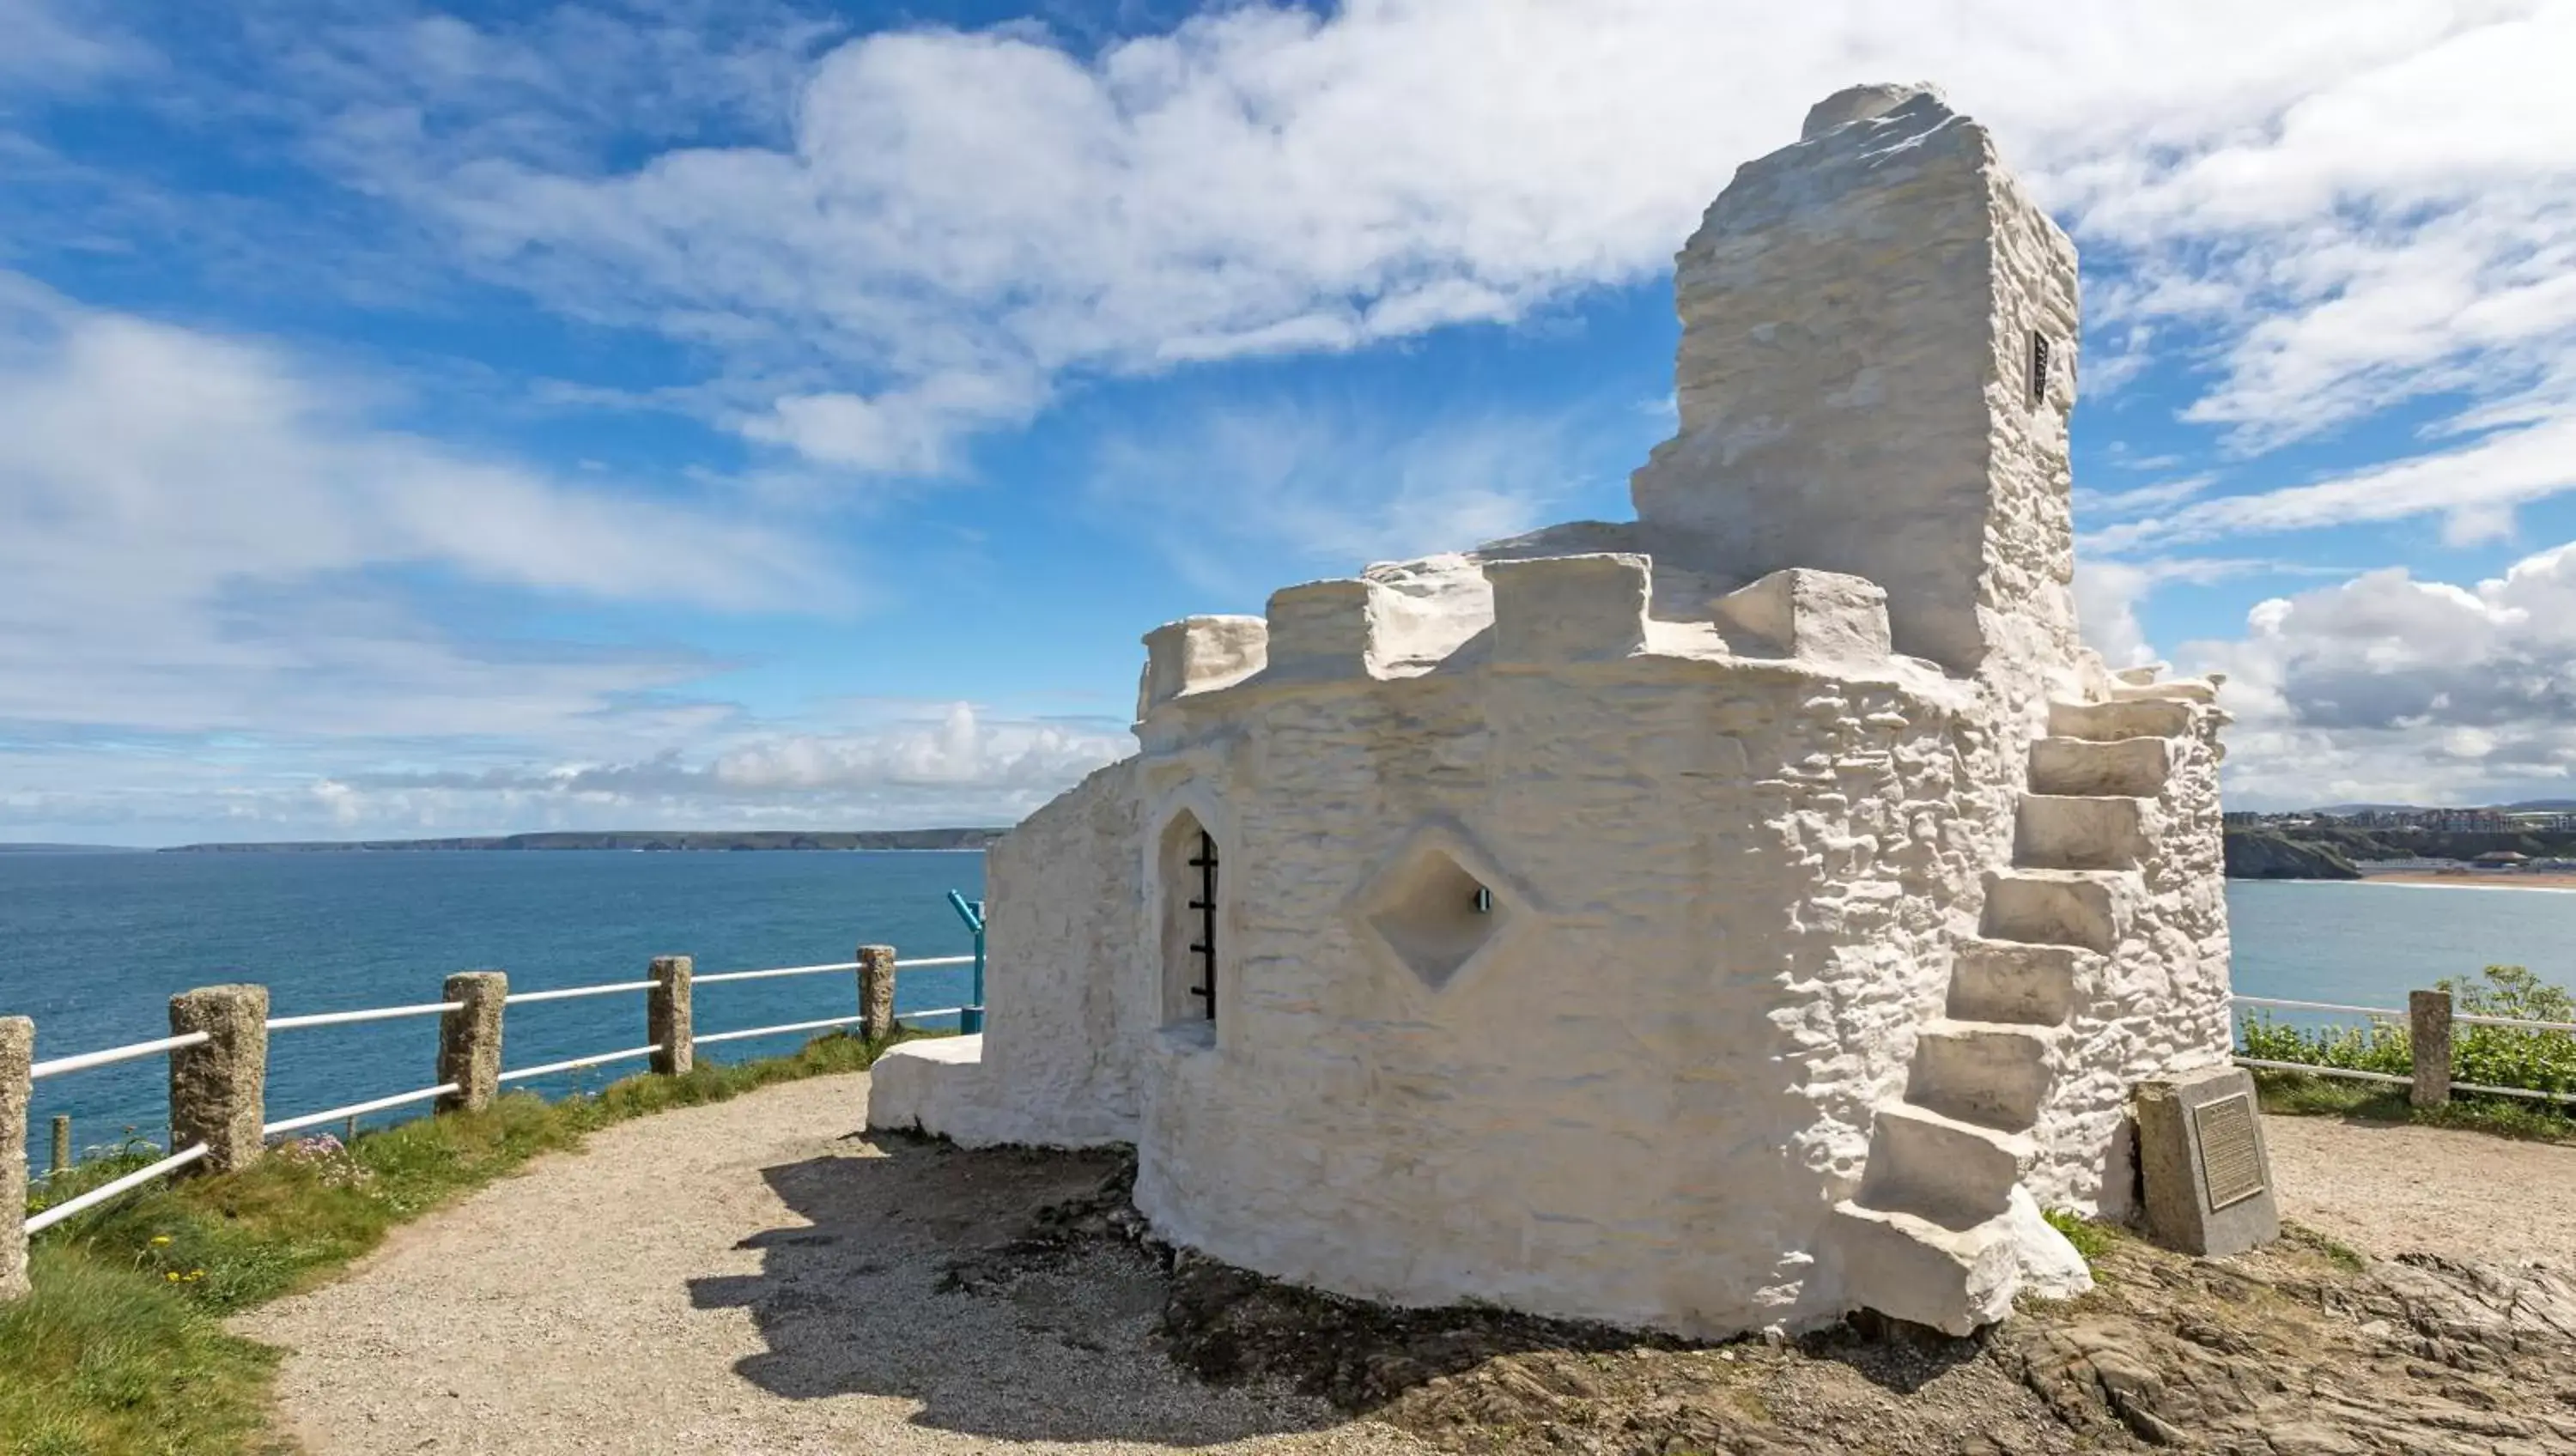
left=162, top=829, right=1007, bottom=853
left=2223, top=830, right=2361, bottom=880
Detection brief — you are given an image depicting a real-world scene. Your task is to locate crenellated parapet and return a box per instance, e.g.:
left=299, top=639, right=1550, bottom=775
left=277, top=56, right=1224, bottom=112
left=1261, top=578, right=1386, bottom=683
left=1485, top=553, right=1649, bottom=666
left=1138, top=615, right=1268, bottom=717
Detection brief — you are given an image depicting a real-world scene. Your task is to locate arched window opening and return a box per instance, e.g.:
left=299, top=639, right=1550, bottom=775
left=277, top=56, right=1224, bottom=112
left=1159, top=810, right=1223, bottom=1030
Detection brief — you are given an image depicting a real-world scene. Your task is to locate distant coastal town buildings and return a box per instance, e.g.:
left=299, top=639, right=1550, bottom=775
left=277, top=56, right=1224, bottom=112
left=2224, top=808, right=2576, bottom=833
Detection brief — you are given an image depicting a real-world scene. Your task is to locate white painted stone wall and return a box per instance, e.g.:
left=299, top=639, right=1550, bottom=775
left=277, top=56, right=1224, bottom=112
left=865, top=82, right=2238, bottom=1341
left=869, top=759, right=1148, bottom=1149
left=2027, top=694, right=2235, bottom=1220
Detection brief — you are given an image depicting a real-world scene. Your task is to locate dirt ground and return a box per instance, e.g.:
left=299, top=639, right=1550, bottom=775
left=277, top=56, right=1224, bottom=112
left=236, top=1071, right=2576, bottom=1455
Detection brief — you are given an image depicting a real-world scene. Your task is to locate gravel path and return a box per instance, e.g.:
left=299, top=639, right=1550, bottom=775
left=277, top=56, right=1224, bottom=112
left=236, top=1072, right=1422, bottom=1456
left=235, top=1077, right=2574, bottom=1454
left=2266, top=1112, right=2576, bottom=1266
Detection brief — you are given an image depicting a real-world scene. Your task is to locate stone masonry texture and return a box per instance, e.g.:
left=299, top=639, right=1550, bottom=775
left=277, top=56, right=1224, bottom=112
left=1, top=1016, right=31, bottom=1301
left=649, top=956, right=694, bottom=1077
left=438, top=972, right=507, bottom=1113
left=858, top=946, right=896, bottom=1041
left=170, top=985, right=269, bottom=1174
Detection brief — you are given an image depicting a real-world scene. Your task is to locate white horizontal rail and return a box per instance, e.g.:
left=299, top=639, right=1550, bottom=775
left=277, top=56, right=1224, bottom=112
left=505, top=980, right=655, bottom=1005
left=895, top=955, right=975, bottom=969
left=2234, top=1056, right=2410, bottom=1086
left=26, top=1144, right=210, bottom=1235
left=694, top=961, right=860, bottom=986
left=268, top=1001, right=461, bottom=1031
left=264, top=1083, right=459, bottom=1136
left=897, top=1005, right=969, bottom=1020
left=693, top=1015, right=864, bottom=1047
left=2452, top=1077, right=2576, bottom=1104
left=30, top=1031, right=210, bottom=1081
left=2453, top=1012, right=2576, bottom=1034
left=2231, top=996, right=2403, bottom=1020
left=497, top=1045, right=660, bottom=1083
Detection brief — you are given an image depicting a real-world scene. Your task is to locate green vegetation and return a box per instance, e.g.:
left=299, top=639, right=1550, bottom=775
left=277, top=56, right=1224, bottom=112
left=6, top=1030, right=914, bottom=1456
left=2240, top=964, right=2576, bottom=1099
left=2041, top=1208, right=2117, bottom=1271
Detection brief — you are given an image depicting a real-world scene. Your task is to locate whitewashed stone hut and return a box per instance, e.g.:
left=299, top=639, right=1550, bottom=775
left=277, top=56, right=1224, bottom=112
left=869, top=82, right=2234, bottom=1338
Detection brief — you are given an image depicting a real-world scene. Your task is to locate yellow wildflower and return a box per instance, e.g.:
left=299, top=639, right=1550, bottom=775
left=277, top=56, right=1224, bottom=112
left=150, top=1235, right=172, bottom=1247
left=164, top=1271, right=180, bottom=1283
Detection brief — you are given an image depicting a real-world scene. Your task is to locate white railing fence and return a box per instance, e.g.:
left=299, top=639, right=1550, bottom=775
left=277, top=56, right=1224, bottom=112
left=3, top=938, right=975, bottom=1300
left=2233, top=989, right=2576, bottom=1107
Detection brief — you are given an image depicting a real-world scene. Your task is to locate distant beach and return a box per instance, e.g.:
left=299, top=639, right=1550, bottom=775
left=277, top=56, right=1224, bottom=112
left=2355, top=871, right=2576, bottom=892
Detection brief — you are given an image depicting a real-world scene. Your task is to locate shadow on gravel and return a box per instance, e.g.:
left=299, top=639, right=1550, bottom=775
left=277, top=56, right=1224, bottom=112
left=689, top=1135, right=1352, bottom=1447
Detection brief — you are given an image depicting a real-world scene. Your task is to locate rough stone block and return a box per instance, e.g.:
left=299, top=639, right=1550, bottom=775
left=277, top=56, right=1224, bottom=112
left=2136, top=1065, right=2278, bottom=1258
left=2410, top=988, right=2451, bottom=1107
left=436, top=972, right=506, bottom=1114
left=1139, top=616, right=1268, bottom=714
left=648, top=956, right=693, bottom=1077
left=858, top=944, right=896, bottom=1040
left=1711, top=568, right=1892, bottom=664
left=1485, top=554, right=1649, bottom=664
left=170, top=985, right=268, bottom=1174
left=1, top=1016, right=29, bottom=1301
left=1263, top=579, right=1382, bottom=680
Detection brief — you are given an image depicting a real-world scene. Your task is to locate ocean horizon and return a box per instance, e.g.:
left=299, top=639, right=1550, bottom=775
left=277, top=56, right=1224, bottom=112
left=6, top=853, right=2572, bottom=1166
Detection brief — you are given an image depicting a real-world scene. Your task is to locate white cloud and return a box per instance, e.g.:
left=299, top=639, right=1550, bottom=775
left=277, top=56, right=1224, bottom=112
left=2087, top=413, right=2576, bottom=555
left=192, top=0, right=2521, bottom=478
left=2182, top=541, right=2576, bottom=808
left=0, top=274, right=841, bottom=742
left=0, top=703, right=1131, bottom=843
left=0, top=0, right=142, bottom=94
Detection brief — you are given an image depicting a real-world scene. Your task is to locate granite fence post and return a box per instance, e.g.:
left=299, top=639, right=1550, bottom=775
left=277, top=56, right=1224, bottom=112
left=50, top=1114, right=70, bottom=1178
left=648, top=956, right=694, bottom=1077
left=436, top=972, right=507, bottom=1114
left=169, top=985, right=268, bottom=1174
left=858, top=945, right=896, bottom=1041
left=2409, top=988, right=2453, bottom=1108
left=2, top=1016, right=32, bottom=1301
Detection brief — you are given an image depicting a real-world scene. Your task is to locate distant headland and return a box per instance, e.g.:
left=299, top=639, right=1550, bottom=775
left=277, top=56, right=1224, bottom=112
left=159, top=829, right=1007, bottom=853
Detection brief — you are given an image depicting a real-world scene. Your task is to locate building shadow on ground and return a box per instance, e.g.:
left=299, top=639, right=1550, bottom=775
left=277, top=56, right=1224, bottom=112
left=694, top=1133, right=1994, bottom=1445
left=689, top=1133, right=1359, bottom=1446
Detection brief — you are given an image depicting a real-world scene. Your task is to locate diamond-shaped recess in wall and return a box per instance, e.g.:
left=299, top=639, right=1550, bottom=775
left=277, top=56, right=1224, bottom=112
left=1348, top=826, right=1534, bottom=992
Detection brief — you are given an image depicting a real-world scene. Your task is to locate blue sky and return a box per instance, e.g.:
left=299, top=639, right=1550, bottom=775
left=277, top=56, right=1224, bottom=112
left=3, top=0, right=2573, bottom=843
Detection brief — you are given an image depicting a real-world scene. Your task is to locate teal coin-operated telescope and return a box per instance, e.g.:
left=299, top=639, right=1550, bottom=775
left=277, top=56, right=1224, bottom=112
left=945, top=889, right=986, bottom=1034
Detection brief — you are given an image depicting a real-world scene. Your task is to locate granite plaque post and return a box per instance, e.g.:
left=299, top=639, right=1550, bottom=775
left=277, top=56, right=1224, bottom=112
left=2136, top=1064, right=2279, bottom=1258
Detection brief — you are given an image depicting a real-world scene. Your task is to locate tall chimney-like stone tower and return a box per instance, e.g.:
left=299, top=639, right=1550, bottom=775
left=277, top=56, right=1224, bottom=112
left=1631, top=83, right=2081, bottom=687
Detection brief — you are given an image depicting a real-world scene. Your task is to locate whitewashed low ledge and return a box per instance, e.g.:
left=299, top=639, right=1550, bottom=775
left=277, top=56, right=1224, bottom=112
left=2233, top=1057, right=2411, bottom=1085
left=691, top=1015, right=868, bottom=1047
left=26, top=1144, right=210, bottom=1235
left=503, top=980, right=656, bottom=1005
left=268, top=1002, right=463, bottom=1031
left=693, top=961, right=861, bottom=986
left=30, top=1030, right=211, bottom=1081
left=2231, top=997, right=2403, bottom=1020
left=264, top=1083, right=459, bottom=1136
left=496, top=1046, right=660, bottom=1083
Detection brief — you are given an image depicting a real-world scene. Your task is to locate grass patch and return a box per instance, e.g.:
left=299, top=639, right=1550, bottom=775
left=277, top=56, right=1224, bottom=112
left=2042, top=1208, right=2118, bottom=1270
left=2249, top=1067, right=2576, bottom=1143
left=7, top=1029, right=920, bottom=1455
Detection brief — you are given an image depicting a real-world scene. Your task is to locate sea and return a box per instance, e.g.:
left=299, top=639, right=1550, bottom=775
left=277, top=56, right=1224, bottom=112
left=3, top=853, right=2573, bottom=1166
left=0, top=850, right=984, bottom=1166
